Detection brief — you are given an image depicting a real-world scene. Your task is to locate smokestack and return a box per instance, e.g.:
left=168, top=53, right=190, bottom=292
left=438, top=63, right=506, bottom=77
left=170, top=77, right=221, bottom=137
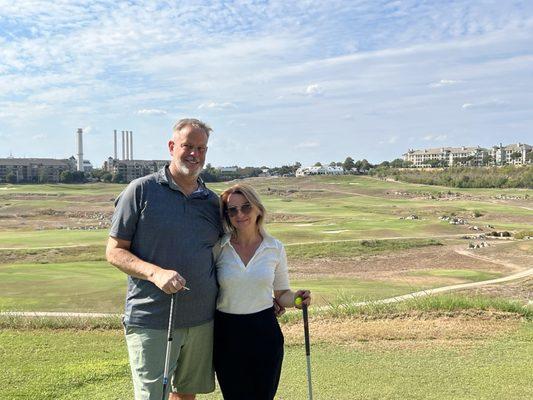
left=113, top=130, right=117, bottom=160
left=76, top=128, right=83, bottom=172
left=129, top=131, right=133, bottom=160
left=125, top=130, right=130, bottom=160
left=122, top=130, right=126, bottom=160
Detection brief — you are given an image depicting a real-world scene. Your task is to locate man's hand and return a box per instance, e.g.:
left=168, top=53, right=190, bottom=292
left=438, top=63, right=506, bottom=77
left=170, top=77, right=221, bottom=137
left=151, top=268, right=187, bottom=294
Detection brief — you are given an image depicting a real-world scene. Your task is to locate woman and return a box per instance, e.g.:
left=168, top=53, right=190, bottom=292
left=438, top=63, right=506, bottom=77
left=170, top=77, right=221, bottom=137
left=214, top=183, right=311, bottom=400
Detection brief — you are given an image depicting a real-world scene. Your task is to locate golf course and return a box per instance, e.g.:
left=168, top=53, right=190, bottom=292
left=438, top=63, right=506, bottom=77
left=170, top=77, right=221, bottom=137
left=1, top=175, right=532, bottom=399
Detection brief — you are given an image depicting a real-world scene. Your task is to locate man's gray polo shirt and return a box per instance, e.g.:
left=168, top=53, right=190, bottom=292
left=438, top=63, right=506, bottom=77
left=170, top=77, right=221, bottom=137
left=109, top=166, right=222, bottom=329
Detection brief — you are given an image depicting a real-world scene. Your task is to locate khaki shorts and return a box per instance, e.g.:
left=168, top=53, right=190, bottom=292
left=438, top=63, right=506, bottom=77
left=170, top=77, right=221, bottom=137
left=125, top=320, right=215, bottom=400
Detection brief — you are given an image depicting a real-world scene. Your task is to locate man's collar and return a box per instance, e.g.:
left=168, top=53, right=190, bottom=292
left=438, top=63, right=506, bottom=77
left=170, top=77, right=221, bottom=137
left=157, top=165, right=209, bottom=198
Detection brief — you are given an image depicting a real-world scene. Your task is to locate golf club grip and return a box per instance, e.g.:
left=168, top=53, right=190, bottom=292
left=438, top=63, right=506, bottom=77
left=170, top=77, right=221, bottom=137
left=302, top=304, right=310, bottom=356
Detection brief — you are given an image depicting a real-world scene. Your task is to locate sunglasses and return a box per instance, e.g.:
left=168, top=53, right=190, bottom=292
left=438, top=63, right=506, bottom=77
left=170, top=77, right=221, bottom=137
left=226, top=203, right=253, bottom=217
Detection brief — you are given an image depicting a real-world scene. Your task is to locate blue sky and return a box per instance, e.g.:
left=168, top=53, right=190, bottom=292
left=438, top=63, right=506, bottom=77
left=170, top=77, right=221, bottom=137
left=1, top=0, right=532, bottom=167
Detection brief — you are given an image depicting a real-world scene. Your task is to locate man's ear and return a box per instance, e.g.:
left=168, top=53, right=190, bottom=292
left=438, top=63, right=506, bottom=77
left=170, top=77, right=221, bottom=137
left=168, top=140, right=175, bottom=155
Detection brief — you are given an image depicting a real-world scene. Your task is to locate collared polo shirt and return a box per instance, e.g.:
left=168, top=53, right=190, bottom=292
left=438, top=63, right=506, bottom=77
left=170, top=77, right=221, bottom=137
left=110, top=166, right=222, bottom=328
left=215, top=230, right=290, bottom=314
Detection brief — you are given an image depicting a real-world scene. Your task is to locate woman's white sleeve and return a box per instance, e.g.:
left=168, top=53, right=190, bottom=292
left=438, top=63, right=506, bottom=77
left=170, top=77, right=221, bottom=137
left=273, top=244, right=290, bottom=290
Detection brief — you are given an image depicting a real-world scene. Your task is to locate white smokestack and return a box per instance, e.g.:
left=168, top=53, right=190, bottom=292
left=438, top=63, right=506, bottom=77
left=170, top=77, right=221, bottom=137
left=113, top=129, right=117, bottom=160
left=122, top=130, right=126, bottom=160
left=129, top=131, right=133, bottom=160
left=125, top=129, right=130, bottom=160
left=76, top=128, right=83, bottom=171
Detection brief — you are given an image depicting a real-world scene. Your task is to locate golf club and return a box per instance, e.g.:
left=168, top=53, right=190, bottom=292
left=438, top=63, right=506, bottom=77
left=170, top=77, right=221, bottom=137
left=302, top=303, right=313, bottom=400
left=162, top=292, right=176, bottom=400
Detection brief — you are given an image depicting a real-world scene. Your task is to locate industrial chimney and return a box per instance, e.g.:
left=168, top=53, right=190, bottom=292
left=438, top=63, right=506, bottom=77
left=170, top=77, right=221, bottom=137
left=125, top=130, right=130, bottom=160
left=129, top=131, right=133, bottom=160
left=122, top=130, right=126, bottom=160
left=113, top=129, right=118, bottom=160
left=76, top=128, right=83, bottom=171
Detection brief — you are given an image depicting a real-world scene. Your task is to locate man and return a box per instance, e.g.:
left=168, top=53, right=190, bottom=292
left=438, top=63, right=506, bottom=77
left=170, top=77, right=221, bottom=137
left=106, top=118, right=222, bottom=400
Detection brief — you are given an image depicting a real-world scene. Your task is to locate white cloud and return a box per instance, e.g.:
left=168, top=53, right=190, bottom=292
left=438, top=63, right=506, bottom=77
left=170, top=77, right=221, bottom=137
left=295, top=141, right=320, bottom=149
left=429, top=79, right=460, bottom=87
left=379, top=136, right=399, bottom=145
left=31, top=134, right=47, bottom=140
left=462, top=98, right=508, bottom=109
left=198, top=102, right=237, bottom=110
left=138, top=109, right=168, bottom=115
left=423, top=134, right=448, bottom=142
left=305, top=84, right=323, bottom=96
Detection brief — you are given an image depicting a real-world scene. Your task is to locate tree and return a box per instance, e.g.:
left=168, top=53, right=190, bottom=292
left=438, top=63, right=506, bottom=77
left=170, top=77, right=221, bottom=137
left=357, top=159, right=371, bottom=172
left=342, top=157, right=355, bottom=171
left=329, top=161, right=337, bottom=167
left=6, top=172, right=17, bottom=184
left=510, top=151, right=522, bottom=160
left=527, top=152, right=533, bottom=163
left=314, top=162, right=322, bottom=167
left=38, top=169, right=49, bottom=183
left=483, top=154, right=494, bottom=166
left=102, top=173, right=113, bottom=183
left=112, top=173, right=125, bottom=183
left=60, top=171, right=73, bottom=183
left=390, top=158, right=405, bottom=168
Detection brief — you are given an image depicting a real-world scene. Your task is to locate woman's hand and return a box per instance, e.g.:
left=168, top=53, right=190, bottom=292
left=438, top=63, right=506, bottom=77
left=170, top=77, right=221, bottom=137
left=293, top=289, right=311, bottom=309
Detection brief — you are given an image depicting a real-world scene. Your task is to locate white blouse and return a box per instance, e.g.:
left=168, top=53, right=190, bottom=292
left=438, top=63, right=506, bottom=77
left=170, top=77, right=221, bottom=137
left=215, top=231, right=290, bottom=314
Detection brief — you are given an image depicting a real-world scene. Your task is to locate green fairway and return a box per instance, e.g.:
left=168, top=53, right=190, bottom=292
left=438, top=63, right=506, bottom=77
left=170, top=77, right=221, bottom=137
left=1, top=322, right=531, bottom=399
left=408, top=269, right=502, bottom=282
left=0, top=229, right=108, bottom=249
left=0, top=261, right=126, bottom=312
left=0, top=261, right=437, bottom=311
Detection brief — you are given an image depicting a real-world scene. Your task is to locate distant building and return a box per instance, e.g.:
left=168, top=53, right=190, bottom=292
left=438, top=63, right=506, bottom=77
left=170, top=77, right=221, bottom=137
left=218, top=166, right=238, bottom=173
left=403, top=146, right=487, bottom=167
left=491, top=143, right=532, bottom=165
left=0, top=157, right=76, bottom=183
left=296, top=166, right=345, bottom=176
left=82, top=160, right=93, bottom=172
left=403, top=143, right=531, bottom=167
left=103, top=158, right=168, bottom=182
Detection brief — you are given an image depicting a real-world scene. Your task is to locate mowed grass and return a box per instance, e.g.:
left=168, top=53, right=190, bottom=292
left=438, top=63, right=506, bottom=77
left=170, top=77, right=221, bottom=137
left=0, top=259, right=430, bottom=311
left=408, top=269, right=502, bottom=282
left=1, top=322, right=532, bottom=399
left=0, top=229, right=108, bottom=248
left=0, top=261, right=126, bottom=312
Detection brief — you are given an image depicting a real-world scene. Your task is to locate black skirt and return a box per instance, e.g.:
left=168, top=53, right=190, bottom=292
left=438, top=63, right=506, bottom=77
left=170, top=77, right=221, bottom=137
left=214, top=307, right=284, bottom=400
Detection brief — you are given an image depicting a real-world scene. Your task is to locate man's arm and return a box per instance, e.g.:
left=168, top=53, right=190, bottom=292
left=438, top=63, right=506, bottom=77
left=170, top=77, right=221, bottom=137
left=106, top=236, right=187, bottom=294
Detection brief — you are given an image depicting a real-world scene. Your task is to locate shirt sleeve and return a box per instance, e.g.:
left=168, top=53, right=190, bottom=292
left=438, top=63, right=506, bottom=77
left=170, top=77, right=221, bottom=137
left=212, top=240, right=222, bottom=263
left=273, top=244, right=290, bottom=291
left=109, top=180, right=143, bottom=241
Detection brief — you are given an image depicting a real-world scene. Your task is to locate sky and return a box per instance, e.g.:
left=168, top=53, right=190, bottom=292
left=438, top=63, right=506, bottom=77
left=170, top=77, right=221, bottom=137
left=0, top=0, right=532, bottom=168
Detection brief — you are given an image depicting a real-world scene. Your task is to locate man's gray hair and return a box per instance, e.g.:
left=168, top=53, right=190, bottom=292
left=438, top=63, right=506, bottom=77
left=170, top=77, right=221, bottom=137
left=173, top=118, right=213, bottom=138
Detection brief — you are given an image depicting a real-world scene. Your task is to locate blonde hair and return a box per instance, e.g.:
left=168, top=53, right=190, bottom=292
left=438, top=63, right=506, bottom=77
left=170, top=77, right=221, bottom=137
left=220, top=184, right=266, bottom=235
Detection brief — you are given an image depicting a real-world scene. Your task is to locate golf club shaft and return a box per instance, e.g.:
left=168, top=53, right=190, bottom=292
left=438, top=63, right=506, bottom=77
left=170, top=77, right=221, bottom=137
left=162, top=293, right=176, bottom=400
left=302, top=304, right=313, bottom=400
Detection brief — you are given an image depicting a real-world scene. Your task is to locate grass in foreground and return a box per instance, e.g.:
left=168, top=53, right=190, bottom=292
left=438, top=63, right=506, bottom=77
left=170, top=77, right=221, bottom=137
left=1, top=319, right=531, bottom=400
